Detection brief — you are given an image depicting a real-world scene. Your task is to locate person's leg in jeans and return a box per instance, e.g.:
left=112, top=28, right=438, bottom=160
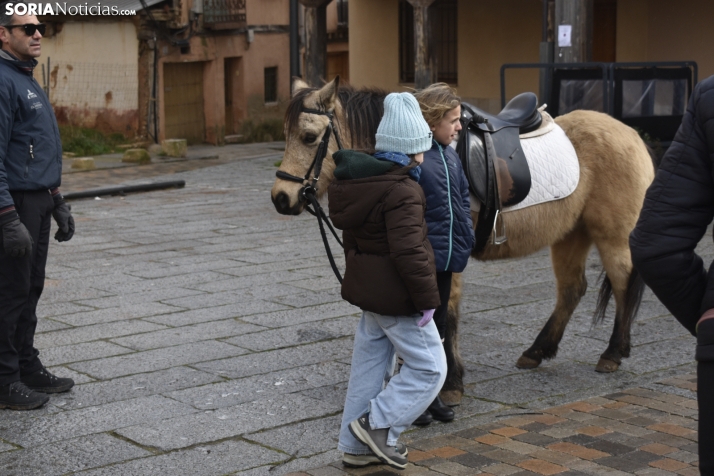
left=338, top=311, right=395, bottom=455
left=369, top=313, right=446, bottom=446
left=16, top=191, right=53, bottom=376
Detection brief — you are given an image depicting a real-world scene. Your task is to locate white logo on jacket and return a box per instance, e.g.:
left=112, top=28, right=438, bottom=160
left=27, top=89, right=37, bottom=99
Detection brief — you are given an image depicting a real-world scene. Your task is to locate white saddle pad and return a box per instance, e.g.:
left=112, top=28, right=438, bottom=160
left=502, top=121, right=579, bottom=212
left=467, top=110, right=580, bottom=214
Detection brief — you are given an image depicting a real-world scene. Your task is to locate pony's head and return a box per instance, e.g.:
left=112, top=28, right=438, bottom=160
left=271, top=77, right=386, bottom=215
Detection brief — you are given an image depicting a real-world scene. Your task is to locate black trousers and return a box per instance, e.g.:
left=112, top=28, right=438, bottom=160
left=434, top=271, right=452, bottom=340
left=698, top=319, right=714, bottom=474
left=0, top=190, right=53, bottom=385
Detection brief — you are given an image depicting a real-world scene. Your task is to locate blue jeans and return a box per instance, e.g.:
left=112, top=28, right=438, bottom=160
left=338, top=310, right=447, bottom=453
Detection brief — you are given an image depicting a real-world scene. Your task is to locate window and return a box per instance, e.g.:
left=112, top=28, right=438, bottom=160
left=399, top=0, right=457, bottom=84
left=264, top=67, right=277, bottom=103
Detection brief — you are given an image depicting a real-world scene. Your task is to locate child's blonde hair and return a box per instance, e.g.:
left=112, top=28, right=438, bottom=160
left=413, top=83, right=461, bottom=127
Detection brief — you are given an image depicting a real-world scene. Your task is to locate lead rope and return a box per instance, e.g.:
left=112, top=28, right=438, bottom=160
left=304, top=189, right=343, bottom=283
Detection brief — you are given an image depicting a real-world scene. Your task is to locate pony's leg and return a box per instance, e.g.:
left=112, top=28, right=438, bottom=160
left=516, top=226, right=592, bottom=369
left=440, top=273, right=464, bottom=406
left=592, top=240, right=645, bottom=373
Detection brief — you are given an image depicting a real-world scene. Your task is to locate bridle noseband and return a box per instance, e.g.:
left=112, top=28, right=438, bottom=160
left=275, top=106, right=345, bottom=283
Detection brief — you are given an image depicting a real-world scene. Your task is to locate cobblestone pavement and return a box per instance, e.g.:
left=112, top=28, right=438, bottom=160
left=0, top=144, right=706, bottom=474
left=294, top=375, right=699, bottom=476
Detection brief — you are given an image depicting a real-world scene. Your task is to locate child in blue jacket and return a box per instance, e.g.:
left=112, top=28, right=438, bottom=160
left=412, top=83, right=474, bottom=425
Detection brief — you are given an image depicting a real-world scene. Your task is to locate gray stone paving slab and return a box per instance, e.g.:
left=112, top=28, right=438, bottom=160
left=46, top=365, right=96, bottom=385
left=36, top=301, right=95, bottom=318
left=297, top=381, right=349, bottom=408
left=88, top=271, right=231, bottom=294
left=191, top=270, right=316, bottom=293
left=52, top=366, right=222, bottom=410
left=109, top=318, right=264, bottom=350
left=246, top=414, right=342, bottom=456
left=268, top=288, right=344, bottom=308
left=35, top=317, right=71, bottom=334
left=0, top=433, right=150, bottom=476
left=143, top=300, right=290, bottom=326
left=116, top=394, right=342, bottom=451
left=79, top=440, right=287, bottom=476
left=224, top=316, right=358, bottom=351
left=34, top=320, right=168, bottom=349
left=166, top=361, right=348, bottom=410
left=240, top=301, right=358, bottom=328
left=75, top=286, right=207, bottom=309
left=69, top=340, right=249, bottom=379
left=51, top=302, right=181, bottom=326
left=193, top=338, right=353, bottom=379
left=0, top=442, right=18, bottom=453
left=40, top=341, right=134, bottom=366
left=0, top=395, right=196, bottom=447
left=159, top=290, right=255, bottom=309
left=236, top=450, right=343, bottom=476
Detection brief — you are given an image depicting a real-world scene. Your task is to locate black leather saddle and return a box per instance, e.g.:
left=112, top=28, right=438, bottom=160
left=456, top=92, right=542, bottom=253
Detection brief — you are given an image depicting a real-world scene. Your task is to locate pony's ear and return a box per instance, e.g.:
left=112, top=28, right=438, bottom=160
left=317, top=75, right=340, bottom=111
left=292, top=78, right=309, bottom=96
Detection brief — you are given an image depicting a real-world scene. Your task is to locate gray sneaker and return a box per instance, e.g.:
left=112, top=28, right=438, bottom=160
left=348, top=412, right=408, bottom=470
left=342, top=443, right=408, bottom=468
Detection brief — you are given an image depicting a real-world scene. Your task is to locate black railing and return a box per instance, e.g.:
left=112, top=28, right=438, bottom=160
left=203, top=0, right=246, bottom=27
left=500, top=61, right=698, bottom=143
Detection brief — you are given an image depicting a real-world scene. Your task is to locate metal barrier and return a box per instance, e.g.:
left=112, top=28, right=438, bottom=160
left=500, top=61, right=698, bottom=143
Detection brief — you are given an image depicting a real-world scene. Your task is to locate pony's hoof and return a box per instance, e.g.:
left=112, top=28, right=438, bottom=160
left=516, top=354, right=541, bottom=369
left=595, top=358, right=620, bottom=373
left=439, top=390, right=462, bottom=407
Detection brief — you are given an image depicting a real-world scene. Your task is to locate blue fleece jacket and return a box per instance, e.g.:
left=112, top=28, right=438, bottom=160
left=420, top=140, right=474, bottom=272
left=0, top=50, right=63, bottom=209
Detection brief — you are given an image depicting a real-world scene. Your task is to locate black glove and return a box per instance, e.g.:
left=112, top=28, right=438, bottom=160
left=52, top=194, right=75, bottom=242
left=0, top=212, right=33, bottom=258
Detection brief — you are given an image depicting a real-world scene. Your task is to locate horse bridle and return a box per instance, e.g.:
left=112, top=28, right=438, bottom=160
left=275, top=107, right=345, bottom=283
left=275, top=107, right=344, bottom=201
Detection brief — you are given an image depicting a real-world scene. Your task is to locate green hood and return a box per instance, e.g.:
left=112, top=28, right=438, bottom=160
left=333, top=150, right=394, bottom=180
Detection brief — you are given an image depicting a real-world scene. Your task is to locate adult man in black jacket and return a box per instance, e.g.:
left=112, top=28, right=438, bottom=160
left=630, top=75, right=714, bottom=473
left=0, top=5, right=75, bottom=410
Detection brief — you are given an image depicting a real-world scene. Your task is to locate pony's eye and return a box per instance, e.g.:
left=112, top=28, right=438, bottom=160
left=303, top=133, right=318, bottom=145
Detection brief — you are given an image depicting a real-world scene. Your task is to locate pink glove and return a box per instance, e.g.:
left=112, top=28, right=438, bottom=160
left=418, top=309, right=435, bottom=327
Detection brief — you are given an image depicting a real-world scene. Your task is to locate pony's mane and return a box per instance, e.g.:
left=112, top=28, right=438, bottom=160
left=285, top=84, right=387, bottom=152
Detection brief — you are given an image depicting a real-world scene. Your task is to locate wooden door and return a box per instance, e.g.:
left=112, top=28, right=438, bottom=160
left=163, top=62, right=205, bottom=144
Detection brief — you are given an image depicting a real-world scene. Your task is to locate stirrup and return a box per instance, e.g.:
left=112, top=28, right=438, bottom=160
left=491, top=210, right=507, bottom=245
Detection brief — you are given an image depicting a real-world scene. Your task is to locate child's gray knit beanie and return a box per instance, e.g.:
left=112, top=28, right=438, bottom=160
left=375, top=93, right=432, bottom=155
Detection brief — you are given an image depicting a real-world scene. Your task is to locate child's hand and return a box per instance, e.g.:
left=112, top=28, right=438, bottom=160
left=418, top=309, right=436, bottom=327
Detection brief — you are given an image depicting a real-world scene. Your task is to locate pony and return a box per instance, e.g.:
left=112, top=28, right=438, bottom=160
left=271, top=77, right=655, bottom=404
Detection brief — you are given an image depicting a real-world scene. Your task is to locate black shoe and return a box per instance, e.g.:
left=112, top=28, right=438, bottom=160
left=412, top=408, right=433, bottom=426
left=21, top=367, right=74, bottom=394
left=349, top=412, right=408, bottom=470
left=428, top=395, right=455, bottom=422
left=342, top=443, right=408, bottom=468
left=0, top=381, right=49, bottom=410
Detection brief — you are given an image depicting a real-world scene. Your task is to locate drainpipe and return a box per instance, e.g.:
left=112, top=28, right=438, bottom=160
left=290, top=0, right=301, bottom=81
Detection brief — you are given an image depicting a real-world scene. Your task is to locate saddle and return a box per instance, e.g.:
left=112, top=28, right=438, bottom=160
left=456, top=92, right=542, bottom=253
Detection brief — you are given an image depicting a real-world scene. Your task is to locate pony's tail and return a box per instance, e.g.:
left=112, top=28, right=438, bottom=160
left=593, top=268, right=646, bottom=331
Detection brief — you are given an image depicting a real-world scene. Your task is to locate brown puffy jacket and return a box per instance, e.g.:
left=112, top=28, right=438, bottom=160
left=327, top=153, right=440, bottom=316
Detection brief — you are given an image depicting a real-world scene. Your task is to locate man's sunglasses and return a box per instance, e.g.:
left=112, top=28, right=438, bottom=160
left=3, top=23, right=46, bottom=36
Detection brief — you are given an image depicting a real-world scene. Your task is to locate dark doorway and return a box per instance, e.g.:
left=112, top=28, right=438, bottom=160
left=593, top=0, right=617, bottom=62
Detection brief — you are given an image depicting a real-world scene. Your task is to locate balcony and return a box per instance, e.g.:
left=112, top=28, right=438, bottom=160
left=203, top=0, right=247, bottom=29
